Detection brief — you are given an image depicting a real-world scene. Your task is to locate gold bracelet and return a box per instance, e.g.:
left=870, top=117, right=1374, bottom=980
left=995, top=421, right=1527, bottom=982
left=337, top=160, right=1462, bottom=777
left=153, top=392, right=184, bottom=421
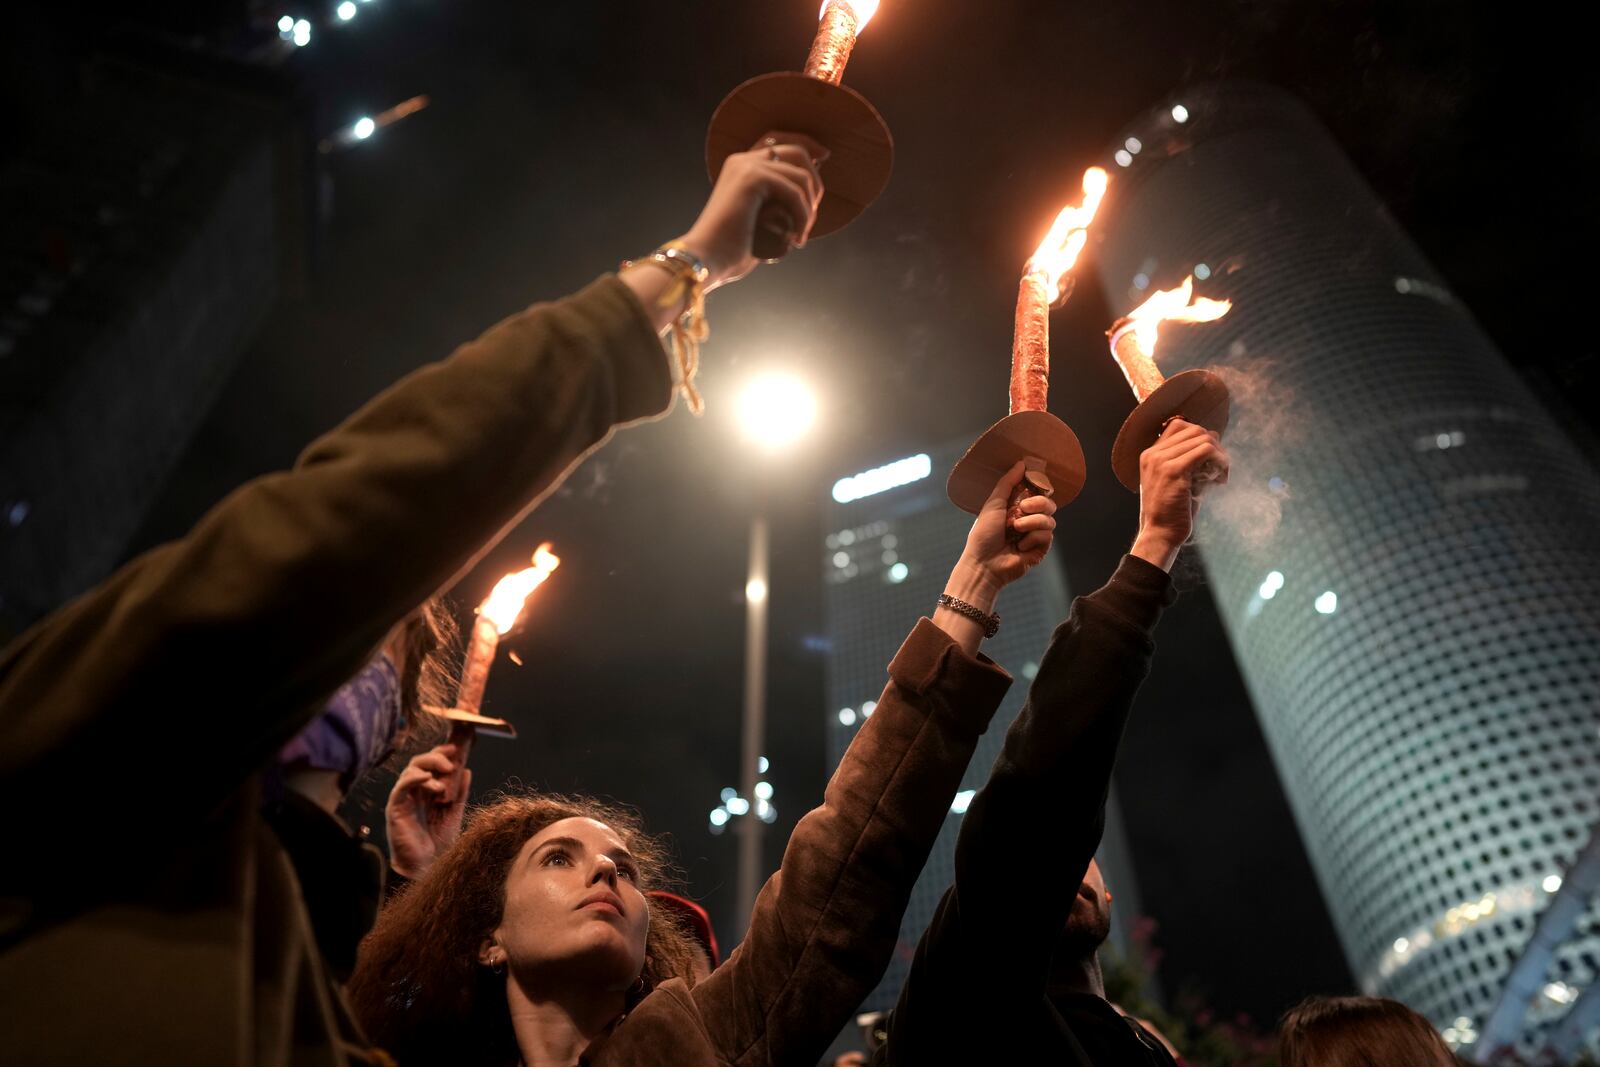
left=620, top=247, right=709, bottom=415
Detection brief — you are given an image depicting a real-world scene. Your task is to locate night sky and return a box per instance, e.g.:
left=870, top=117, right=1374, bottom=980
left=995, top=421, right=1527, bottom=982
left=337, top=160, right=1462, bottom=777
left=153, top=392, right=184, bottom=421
left=120, top=0, right=1598, bottom=1028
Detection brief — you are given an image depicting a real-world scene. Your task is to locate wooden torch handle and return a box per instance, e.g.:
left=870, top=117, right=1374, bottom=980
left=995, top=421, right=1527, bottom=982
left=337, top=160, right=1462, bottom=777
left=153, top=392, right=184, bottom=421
left=1006, top=458, right=1055, bottom=546
left=751, top=201, right=797, bottom=262
left=446, top=721, right=476, bottom=804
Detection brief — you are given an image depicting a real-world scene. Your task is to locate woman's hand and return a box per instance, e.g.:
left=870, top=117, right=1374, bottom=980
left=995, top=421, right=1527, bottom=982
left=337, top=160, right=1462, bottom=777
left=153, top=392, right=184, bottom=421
left=957, top=460, right=1060, bottom=596
left=619, top=131, right=826, bottom=336
left=934, top=462, right=1060, bottom=654
left=674, top=131, right=829, bottom=289
left=385, top=743, right=471, bottom=880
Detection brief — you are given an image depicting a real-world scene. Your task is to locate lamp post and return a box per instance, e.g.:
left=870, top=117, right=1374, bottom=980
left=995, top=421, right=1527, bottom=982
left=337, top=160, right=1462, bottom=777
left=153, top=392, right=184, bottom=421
left=731, top=372, right=816, bottom=924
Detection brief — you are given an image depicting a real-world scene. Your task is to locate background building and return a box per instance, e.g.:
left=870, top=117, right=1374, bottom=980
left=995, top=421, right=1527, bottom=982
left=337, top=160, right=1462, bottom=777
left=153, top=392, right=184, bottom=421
left=1092, top=81, right=1600, bottom=1056
left=0, top=12, right=315, bottom=633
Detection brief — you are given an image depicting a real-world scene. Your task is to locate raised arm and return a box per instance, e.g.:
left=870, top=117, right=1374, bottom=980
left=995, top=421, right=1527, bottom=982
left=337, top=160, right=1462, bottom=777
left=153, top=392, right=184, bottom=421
left=882, top=420, right=1228, bottom=1062
left=588, top=465, right=1055, bottom=1066
left=0, top=137, right=826, bottom=861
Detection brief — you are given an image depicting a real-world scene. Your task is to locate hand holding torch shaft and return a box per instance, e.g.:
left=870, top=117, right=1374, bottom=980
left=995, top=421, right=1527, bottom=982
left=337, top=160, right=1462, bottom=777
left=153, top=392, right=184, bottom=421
left=707, top=0, right=893, bottom=262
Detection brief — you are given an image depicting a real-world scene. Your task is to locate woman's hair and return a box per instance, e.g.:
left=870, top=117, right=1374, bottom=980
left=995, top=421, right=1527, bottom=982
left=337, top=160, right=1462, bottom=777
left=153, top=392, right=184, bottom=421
left=1280, top=996, right=1459, bottom=1067
left=395, top=594, right=459, bottom=748
left=349, top=792, right=699, bottom=1066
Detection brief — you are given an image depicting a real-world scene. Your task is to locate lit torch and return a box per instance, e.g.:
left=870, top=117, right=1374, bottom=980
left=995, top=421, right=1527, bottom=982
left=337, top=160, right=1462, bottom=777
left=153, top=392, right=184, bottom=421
left=805, top=0, right=877, bottom=84
left=947, top=169, right=1109, bottom=527
left=706, top=0, right=893, bottom=261
left=1013, top=167, right=1109, bottom=413
left=438, top=544, right=560, bottom=779
left=1106, top=276, right=1234, bottom=490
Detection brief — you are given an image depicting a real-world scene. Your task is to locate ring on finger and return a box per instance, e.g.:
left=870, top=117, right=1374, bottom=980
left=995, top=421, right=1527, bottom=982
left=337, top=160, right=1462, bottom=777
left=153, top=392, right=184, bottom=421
left=768, top=147, right=781, bottom=162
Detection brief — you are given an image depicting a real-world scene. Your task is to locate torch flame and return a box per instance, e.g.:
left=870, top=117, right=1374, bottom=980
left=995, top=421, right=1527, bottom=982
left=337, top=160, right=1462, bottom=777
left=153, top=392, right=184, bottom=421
left=820, top=0, right=880, bottom=31
left=1124, top=275, right=1231, bottom=355
left=479, top=543, right=561, bottom=635
left=1025, top=167, right=1109, bottom=301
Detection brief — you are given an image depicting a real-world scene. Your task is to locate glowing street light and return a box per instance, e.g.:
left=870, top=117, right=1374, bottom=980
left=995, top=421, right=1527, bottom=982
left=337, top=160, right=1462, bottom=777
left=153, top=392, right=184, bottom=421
left=737, top=373, right=817, bottom=452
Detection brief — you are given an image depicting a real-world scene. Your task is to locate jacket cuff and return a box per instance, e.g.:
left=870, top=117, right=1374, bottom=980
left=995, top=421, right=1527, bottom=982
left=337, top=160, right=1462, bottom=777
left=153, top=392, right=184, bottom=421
left=1089, top=554, right=1178, bottom=636
left=570, top=274, right=675, bottom=424
left=888, top=618, right=1013, bottom=735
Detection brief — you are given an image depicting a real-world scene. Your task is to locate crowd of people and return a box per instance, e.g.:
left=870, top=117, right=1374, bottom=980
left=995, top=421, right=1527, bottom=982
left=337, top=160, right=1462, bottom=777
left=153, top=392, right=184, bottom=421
left=0, top=132, right=1467, bottom=1065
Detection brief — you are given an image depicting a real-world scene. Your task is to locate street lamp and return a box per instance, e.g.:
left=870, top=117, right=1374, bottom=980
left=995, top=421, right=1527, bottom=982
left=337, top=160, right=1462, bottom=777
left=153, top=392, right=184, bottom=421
left=731, top=372, right=816, bottom=923
left=736, top=373, right=816, bottom=451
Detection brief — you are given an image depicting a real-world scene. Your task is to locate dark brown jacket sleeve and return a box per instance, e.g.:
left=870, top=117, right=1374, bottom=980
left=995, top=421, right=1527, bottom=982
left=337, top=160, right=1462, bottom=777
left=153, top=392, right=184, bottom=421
left=690, top=618, right=1011, bottom=1066
left=0, top=276, right=670, bottom=867
left=880, top=555, right=1176, bottom=1064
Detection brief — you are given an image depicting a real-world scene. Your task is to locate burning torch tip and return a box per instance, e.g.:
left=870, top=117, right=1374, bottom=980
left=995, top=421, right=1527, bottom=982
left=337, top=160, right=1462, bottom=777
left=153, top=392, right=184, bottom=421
left=1049, top=276, right=1076, bottom=311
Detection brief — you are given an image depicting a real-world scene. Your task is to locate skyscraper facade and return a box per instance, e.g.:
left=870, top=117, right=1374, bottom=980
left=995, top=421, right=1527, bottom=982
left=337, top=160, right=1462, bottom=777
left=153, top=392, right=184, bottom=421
left=1093, top=82, right=1600, bottom=1054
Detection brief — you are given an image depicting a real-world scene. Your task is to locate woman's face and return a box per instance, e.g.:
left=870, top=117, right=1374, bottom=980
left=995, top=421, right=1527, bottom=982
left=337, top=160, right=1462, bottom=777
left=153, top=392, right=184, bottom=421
left=484, top=817, right=651, bottom=992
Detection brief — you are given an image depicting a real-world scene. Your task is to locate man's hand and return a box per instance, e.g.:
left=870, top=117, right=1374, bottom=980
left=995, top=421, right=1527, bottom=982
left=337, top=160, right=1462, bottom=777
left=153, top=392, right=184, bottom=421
left=1129, top=418, right=1230, bottom=572
left=385, top=743, right=471, bottom=880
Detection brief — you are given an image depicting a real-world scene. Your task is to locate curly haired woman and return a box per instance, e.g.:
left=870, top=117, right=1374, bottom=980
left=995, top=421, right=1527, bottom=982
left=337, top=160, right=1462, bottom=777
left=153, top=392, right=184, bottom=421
left=0, top=133, right=828, bottom=1065
left=350, top=463, right=1058, bottom=1067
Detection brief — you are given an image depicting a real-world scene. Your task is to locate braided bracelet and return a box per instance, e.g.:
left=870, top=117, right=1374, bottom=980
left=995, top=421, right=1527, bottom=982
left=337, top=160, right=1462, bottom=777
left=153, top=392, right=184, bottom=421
left=620, top=244, right=709, bottom=415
